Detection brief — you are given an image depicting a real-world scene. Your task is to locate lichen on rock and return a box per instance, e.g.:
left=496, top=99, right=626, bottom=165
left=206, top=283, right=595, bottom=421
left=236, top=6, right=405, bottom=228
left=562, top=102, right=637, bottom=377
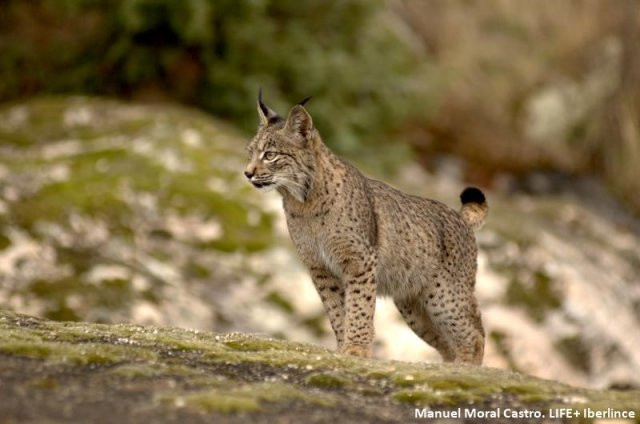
left=1, top=96, right=640, bottom=399
left=0, top=310, right=638, bottom=423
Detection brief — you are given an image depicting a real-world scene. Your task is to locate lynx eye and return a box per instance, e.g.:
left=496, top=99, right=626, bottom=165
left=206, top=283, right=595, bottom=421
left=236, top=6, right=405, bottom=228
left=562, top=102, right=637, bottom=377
left=263, top=151, right=277, bottom=161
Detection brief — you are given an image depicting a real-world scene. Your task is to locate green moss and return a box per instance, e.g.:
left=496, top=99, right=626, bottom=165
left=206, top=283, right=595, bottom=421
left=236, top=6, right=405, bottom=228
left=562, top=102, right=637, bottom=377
left=12, top=177, right=132, bottom=231
left=392, top=373, right=428, bottom=388
left=111, top=364, right=165, bottom=379
left=365, top=370, right=393, bottom=380
left=394, top=387, right=489, bottom=406
left=429, top=378, right=480, bottom=391
left=163, top=382, right=335, bottom=414
left=0, top=314, right=162, bottom=365
left=222, top=337, right=292, bottom=353
left=489, top=330, right=520, bottom=371
left=0, top=341, right=156, bottom=365
left=300, top=314, right=329, bottom=337
left=387, top=365, right=583, bottom=407
left=306, top=372, right=349, bottom=389
left=505, top=270, right=562, bottom=322
left=151, top=336, right=212, bottom=353
left=187, top=375, right=232, bottom=388
left=0, top=232, right=11, bottom=250
left=249, top=382, right=336, bottom=407
left=2, top=310, right=640, bottom=417
left=517, top=392, right=555, bottom=403
left=389, top=368, right=502, bottom=393
left=111, top=362, right=211, bottom=380
left=0, top=97, right=278, bottom=322
left=554, top=336, right=591, bottom=373
left=181, top=392, right=261, bottom=413
left=266, top=291, right=296, bottom=314
left=0, top=328, right=46, bottom=345
left=184, top=261, right=211, bottom=279
left=211, top=345, right=356, bottom=371
left=393, top=390, right=441, bottom=406
left=27, top=274, right=135, bottom=323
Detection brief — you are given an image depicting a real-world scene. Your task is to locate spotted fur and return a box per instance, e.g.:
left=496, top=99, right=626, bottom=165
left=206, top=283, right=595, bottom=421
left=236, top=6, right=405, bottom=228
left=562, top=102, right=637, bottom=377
left=245, top=95, right=488, bottom=364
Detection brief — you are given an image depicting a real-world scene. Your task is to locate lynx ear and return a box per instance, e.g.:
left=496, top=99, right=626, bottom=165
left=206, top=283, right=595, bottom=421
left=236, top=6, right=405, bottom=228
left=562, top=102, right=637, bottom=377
left=257, top=88, right=279, bottom=125
left=285, top=104, right=313, bottom=140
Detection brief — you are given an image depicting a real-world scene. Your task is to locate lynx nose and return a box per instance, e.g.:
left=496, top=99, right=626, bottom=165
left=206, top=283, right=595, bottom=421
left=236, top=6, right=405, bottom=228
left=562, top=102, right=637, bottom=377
left=244, top=169, right=255, bottom=179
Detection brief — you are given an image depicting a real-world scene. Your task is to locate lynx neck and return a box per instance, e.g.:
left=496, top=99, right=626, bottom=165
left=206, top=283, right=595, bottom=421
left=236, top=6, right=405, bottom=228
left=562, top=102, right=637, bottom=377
left=281, top=139, right=343, bottom=217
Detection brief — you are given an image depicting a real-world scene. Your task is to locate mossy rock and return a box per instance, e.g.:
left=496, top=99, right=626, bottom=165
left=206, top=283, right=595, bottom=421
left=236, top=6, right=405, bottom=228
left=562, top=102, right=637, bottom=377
left=0, top=96, right=275, bottom=324
left=0, top=310, right=638, bottom=423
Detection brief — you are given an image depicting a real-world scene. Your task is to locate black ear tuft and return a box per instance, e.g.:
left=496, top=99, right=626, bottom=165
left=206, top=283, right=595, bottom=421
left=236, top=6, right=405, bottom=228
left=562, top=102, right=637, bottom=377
left=257, top=88, right=280, bottom=124
left=460, top=187, right=486, bottom=205
left=258, top=87, right=270, bottom=117
left=298, top=96, right=312, bottom=107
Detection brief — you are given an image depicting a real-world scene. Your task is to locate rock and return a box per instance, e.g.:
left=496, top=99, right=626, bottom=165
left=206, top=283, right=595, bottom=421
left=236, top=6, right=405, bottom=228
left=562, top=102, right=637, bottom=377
left=1, top=96, right=639, bottom=395
left=0, top=310, right=638, bottom=423
left=394, top=166, right=640, bottom=389
left=0, top=96, right=276, bottom=331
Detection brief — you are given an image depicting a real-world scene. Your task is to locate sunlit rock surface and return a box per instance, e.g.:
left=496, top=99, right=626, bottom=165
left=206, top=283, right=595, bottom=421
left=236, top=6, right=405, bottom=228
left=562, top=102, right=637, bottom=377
left=1, top=310, right=638, bottom=423
left=392, top=165, right=640, bottom=389
left=0, top=97, right=275, bottom=330
left=0, top=97, right=638, bottom=392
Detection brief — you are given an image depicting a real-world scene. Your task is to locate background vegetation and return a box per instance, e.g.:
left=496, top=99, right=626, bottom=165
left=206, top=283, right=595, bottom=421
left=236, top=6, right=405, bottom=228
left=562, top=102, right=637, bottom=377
left=0, top=0, right=426, bottom=168
left=399, top=0, right=640, bottom=213
left=2, top=0, right=639, bottom=212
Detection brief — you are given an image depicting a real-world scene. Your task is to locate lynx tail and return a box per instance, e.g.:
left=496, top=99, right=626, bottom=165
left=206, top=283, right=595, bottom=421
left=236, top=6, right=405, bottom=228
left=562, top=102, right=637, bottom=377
left=460, top=187, right=488, bottom=230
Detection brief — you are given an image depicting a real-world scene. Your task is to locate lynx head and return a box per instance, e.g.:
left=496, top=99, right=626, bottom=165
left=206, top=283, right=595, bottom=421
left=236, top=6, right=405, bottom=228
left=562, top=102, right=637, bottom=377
left=244, top=90, right=316, bottom=202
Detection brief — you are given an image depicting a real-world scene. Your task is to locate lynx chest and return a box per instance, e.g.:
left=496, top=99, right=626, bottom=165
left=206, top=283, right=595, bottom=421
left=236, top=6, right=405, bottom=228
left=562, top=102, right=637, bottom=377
left=284, top=211, right=344, bottom=275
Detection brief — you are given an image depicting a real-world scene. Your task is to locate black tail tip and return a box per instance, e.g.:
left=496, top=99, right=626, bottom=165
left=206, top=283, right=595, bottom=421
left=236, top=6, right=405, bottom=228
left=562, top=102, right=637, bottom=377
left=460, top=187, right=486, bottom=205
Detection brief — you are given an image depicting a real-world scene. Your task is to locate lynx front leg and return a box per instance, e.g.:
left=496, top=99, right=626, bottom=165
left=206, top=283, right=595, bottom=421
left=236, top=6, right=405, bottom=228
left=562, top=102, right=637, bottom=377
left=310, top=266, right=345, bottom=349
left=339, top=252, right=377, bottom=358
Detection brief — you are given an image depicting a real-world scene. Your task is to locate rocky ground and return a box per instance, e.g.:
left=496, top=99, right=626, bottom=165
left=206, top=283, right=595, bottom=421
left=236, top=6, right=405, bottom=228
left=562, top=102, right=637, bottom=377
left=0, top=96, right=639, bottom=395
left=1, top=310, right=638, bottom=424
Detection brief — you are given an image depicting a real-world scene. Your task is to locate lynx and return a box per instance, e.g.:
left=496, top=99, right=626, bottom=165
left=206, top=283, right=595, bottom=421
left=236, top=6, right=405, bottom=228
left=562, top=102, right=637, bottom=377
left=244, top=91, right=488, bottom=364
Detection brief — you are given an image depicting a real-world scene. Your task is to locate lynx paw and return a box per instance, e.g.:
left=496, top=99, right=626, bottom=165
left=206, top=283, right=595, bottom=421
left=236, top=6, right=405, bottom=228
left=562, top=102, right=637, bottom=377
left=338, top=345, right=372, bottom=358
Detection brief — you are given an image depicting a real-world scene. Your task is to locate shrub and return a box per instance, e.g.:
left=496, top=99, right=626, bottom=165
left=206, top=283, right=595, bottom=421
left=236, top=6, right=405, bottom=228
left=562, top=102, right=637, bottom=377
left=0, top=0, right=428, bottom=161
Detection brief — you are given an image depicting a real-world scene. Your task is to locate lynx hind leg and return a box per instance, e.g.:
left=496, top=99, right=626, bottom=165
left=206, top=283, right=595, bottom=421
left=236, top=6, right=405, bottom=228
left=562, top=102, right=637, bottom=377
left=394, top=297, right=455, bottom=362
left=424, top=278, right=485, bottom=365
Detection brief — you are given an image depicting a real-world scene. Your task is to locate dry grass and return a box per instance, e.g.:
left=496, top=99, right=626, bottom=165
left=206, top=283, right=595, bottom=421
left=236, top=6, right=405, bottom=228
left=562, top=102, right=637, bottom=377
left=394, top=0, right=640, bottom=212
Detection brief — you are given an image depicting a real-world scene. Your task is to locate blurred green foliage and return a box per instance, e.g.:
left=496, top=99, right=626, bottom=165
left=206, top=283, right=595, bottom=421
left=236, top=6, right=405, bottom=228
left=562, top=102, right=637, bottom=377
left=0, top=0, right=427, bottom=161
left=4, top=0, right=638, bottom=214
